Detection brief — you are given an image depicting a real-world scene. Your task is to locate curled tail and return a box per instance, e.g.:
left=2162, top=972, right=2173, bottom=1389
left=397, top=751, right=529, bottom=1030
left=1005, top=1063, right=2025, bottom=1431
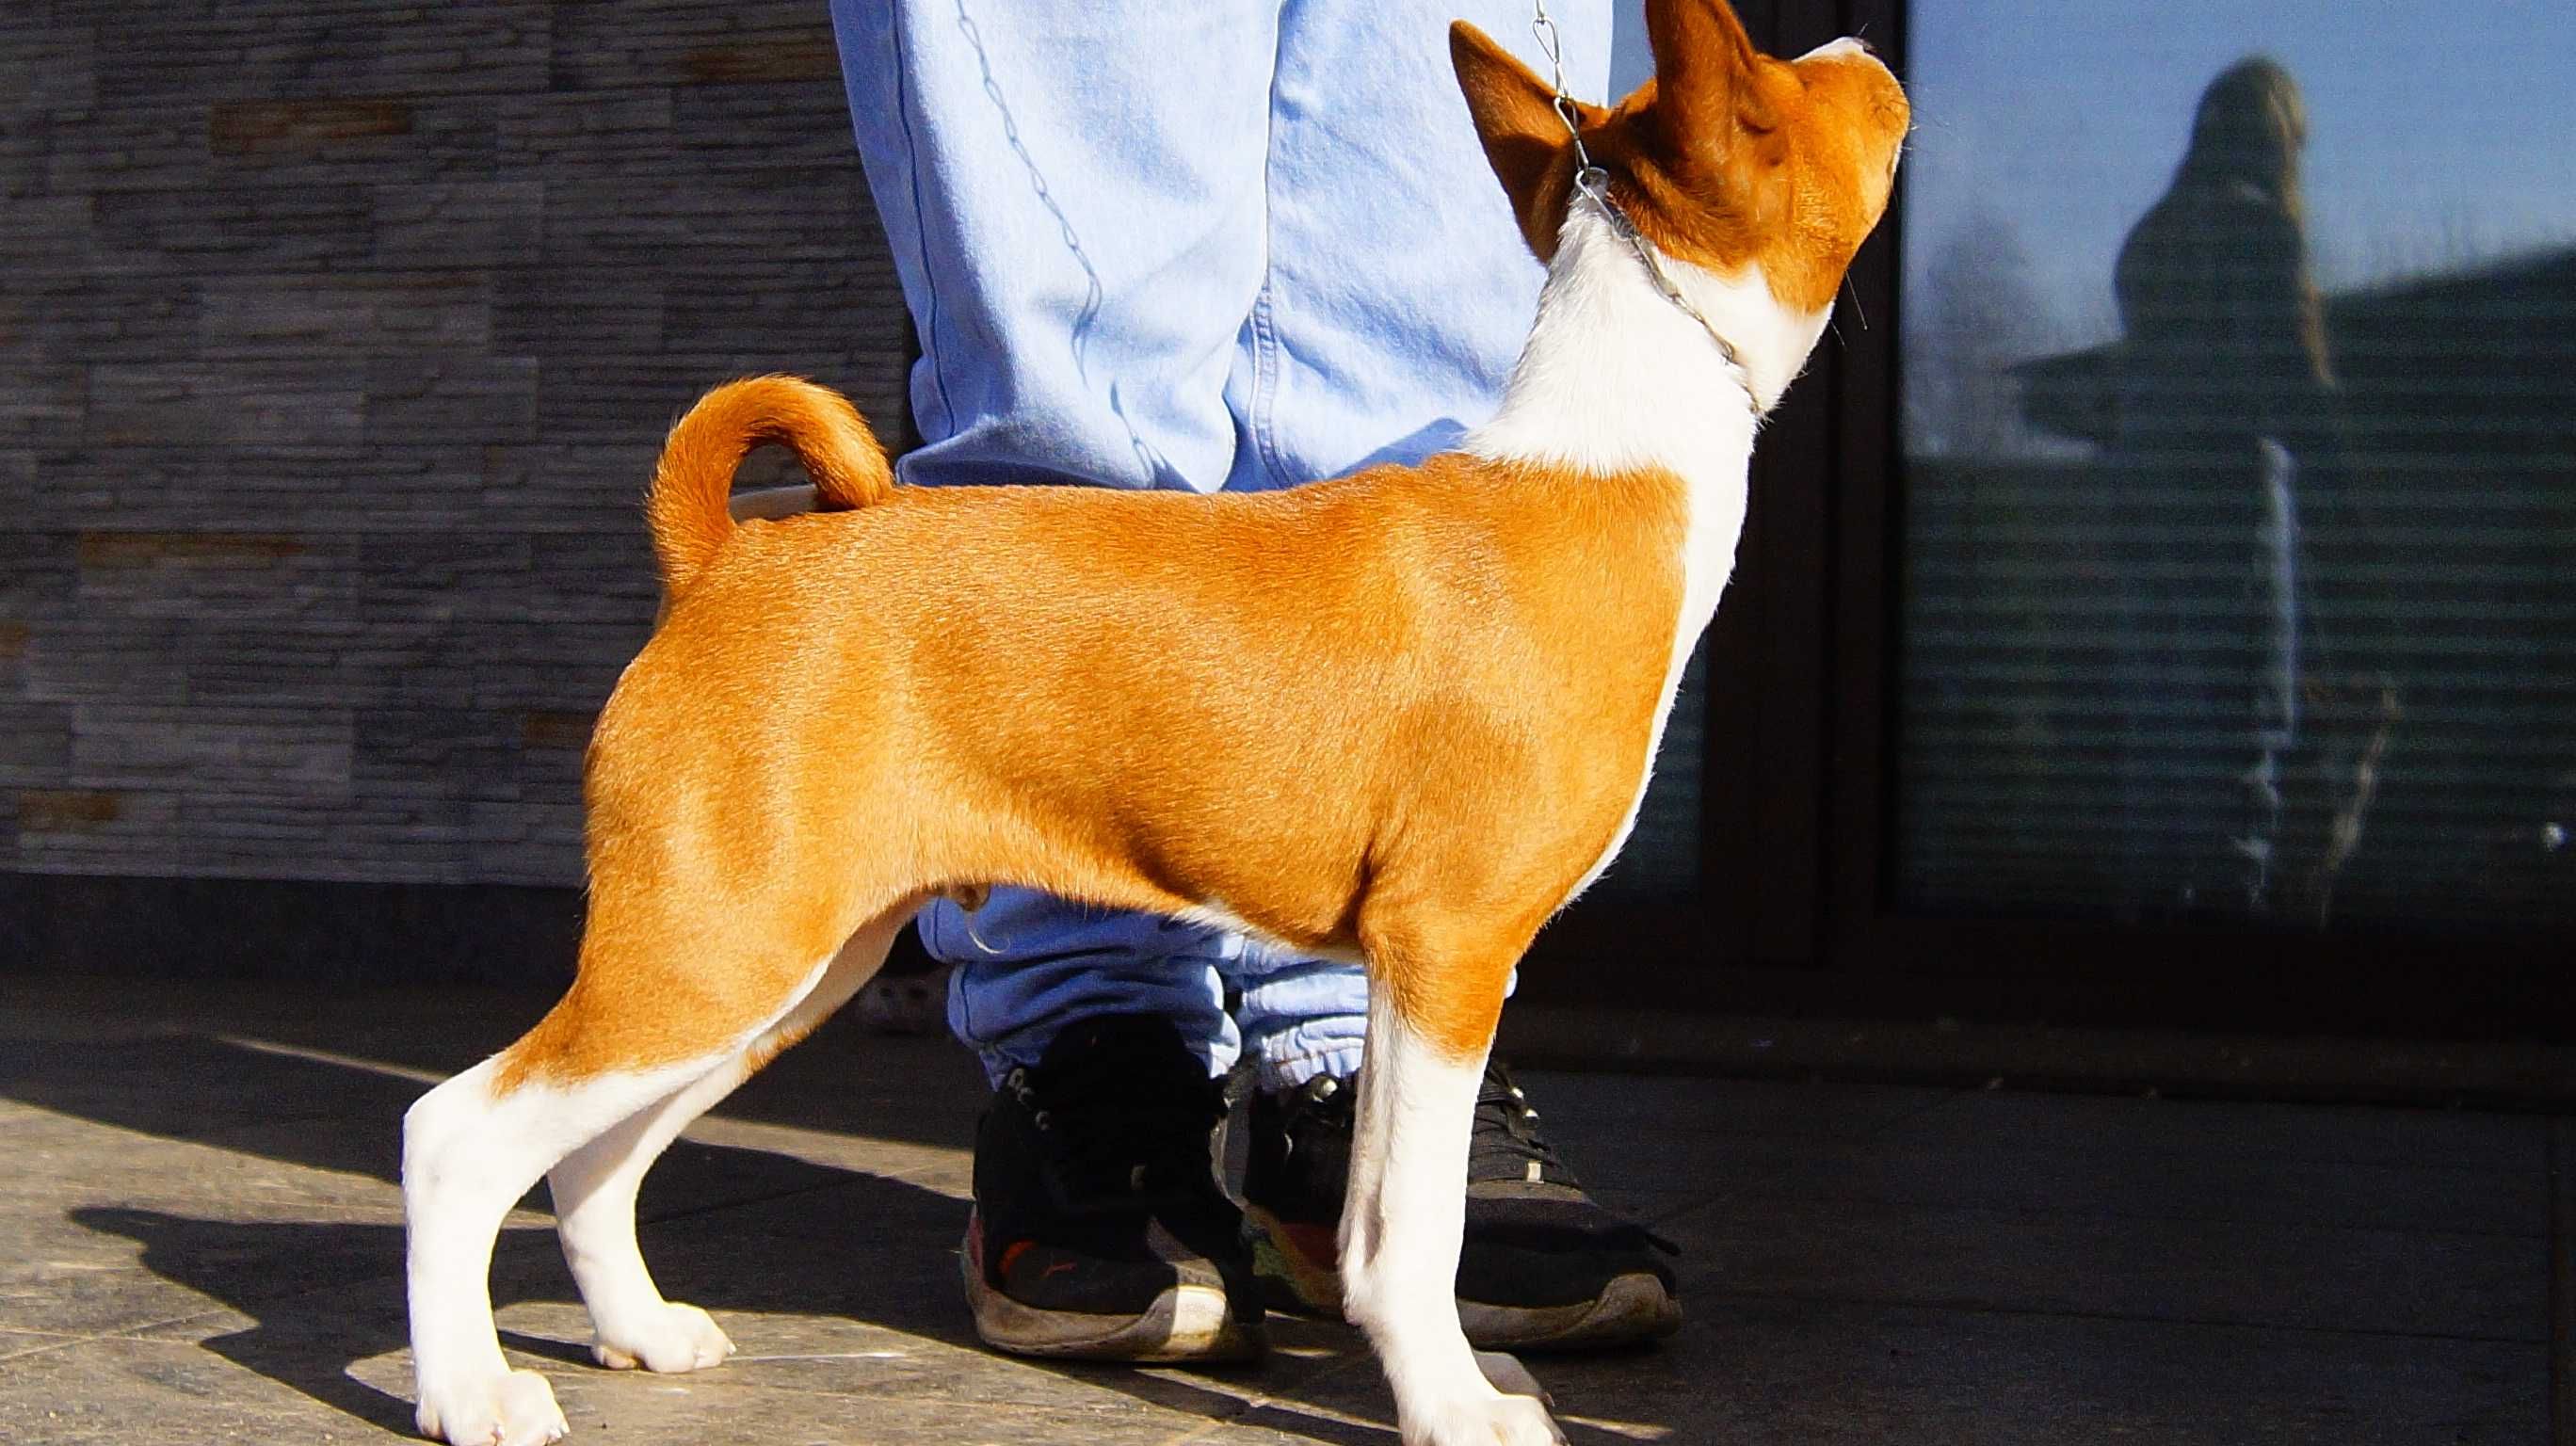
left=647, top=375, right=894, bottom=597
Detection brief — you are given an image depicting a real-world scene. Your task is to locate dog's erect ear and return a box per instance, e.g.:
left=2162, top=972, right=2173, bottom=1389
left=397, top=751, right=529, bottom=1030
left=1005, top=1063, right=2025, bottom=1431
left=1450, top=21, right=1598, bottom=259
left=1646, top=0, right=1776, bottom=152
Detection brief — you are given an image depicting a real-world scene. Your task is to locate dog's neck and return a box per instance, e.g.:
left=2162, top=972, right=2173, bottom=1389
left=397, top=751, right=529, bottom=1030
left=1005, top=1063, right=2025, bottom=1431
left=1465, top=203, right=1829, bottom=490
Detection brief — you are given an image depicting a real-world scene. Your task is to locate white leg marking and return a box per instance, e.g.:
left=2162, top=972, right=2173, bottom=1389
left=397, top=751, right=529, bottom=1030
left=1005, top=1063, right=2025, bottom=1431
left=547, top=913, right=906, bottom=1374
left=405, top=905, right=914, bottom=1446
left=1340, top=991, right=1564, bottom=1446
left=405, top=1054, right=705, bottom=1446
left=549, top=1058, right=750, bottom=1374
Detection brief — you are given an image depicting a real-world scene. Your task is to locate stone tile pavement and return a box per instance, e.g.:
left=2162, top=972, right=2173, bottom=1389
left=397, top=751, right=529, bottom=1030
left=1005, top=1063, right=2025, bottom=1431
left=0, top=979, right=2562, bottom=1444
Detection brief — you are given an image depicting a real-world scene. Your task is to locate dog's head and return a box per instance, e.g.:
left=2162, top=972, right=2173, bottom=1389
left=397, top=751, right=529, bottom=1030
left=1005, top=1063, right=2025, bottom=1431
left=1451, top=0, right=1908, bottom=319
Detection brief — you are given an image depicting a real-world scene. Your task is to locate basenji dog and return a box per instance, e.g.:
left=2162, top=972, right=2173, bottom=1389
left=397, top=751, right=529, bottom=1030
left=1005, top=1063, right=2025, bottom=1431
left=399, top=3, right=1905, bottom=1442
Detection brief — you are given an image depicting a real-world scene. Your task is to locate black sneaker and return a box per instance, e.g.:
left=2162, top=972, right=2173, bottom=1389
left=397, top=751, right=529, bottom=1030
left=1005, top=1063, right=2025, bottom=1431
left=960, top=1014, right=1264, bottom=1361
left=1240, top=1074, right=1354, bottom=1320
left=1243, top=1060, right=1681, bottom=1351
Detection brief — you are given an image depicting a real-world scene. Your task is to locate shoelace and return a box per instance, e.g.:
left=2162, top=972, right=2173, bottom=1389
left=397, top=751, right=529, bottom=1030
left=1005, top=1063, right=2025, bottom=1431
left=1278, top=1065, right=1595, bottom=1189
left=1284, top=1066, right=1586, bottom=1190
left=1469, top=1062, right=1578, bottom=1186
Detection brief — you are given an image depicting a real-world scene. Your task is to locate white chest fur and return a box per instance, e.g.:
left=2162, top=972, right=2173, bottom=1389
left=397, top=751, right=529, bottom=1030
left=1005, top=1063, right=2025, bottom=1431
left=1463, top=206, right=1832, bottom=901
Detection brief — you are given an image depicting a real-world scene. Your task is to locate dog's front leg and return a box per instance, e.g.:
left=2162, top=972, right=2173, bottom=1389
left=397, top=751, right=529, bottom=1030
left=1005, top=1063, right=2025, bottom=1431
left=1343, top=940, right=1562, bottom=1446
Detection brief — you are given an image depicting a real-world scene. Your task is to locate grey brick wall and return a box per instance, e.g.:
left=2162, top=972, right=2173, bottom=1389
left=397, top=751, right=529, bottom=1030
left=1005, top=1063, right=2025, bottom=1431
left=2, top=0, right=910, bottom=887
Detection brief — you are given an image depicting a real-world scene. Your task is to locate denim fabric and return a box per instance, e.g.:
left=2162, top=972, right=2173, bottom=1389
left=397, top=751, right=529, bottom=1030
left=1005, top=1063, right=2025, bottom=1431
left=921, top=892, right=1374, bottom=1088
left=829, top=0, right=1609, bottom=1087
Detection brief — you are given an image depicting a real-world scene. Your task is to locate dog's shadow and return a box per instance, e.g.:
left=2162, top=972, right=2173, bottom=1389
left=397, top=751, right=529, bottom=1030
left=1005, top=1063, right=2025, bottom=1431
left=75, top=1184, right=1335, bottom=1443
left=23, top=1029, right=1466, bottom=1446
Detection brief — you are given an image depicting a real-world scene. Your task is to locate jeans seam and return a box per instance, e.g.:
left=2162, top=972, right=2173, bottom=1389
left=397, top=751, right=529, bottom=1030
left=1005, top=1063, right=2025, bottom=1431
left=1249, top=291, right=1281, bottom=488
left=889, top=3, right=958, bottom=444
left=1247, top=26, right=1290, bottom=491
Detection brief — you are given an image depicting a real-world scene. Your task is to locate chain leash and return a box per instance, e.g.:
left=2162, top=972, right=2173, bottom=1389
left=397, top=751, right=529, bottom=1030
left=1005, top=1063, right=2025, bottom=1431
left=1525, top=0, right=1762, bottom=415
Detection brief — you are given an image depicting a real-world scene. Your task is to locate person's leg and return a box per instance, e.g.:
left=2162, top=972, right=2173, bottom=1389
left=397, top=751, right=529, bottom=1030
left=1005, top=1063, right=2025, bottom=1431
left=829, top=0, right=1281, bottom=1359
left=1220, top=0, right=1606, bottom=1082
left=1225, top=0, right=1677, bottom=1353
left=2238, top=438, right=2302, bottom=912
left=1216, top=0, right=1611, bottom=1092
left=1219, top=0, right=1571, bottom=1282
left=836, top=0, right=1604, bottom=1080
left=1225, top=0, right=1608, bottom=496
left=830, top=0, right=1276, bottom=1073
left=832, top=0, right=1276, bottom=498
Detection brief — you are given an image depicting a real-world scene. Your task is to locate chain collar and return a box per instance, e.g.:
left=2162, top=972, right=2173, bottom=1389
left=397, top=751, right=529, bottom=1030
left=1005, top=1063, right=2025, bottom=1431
left=1528, top=0, right=1763, bottom=418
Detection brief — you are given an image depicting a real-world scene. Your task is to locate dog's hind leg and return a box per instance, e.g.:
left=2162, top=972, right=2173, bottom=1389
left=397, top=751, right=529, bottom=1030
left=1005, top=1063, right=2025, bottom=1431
left=404, top=1045, right=701, bottom=1446
left=403, top=895, right=911, bottom=1446
left=548, top=902, right=916, bottom=1374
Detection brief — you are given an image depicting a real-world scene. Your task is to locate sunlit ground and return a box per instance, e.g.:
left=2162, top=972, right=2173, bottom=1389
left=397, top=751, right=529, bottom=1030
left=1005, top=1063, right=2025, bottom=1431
left=0, top=979, right=2552, bottom=1445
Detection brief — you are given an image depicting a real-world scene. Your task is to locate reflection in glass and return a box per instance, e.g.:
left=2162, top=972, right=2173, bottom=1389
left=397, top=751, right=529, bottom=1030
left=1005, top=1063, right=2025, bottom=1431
left=1896, top=5, right=2576, bottom=930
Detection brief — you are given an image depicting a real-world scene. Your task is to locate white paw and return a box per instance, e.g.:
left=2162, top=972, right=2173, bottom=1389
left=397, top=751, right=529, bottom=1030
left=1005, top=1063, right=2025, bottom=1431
left=592, top=1300, right=735, bottom=1374
left=1406, top=1390, right=1567, bottom=1446
left=415, top=1367, right=567, bottom=1446
left=1473, top=1350, right=1552, bottom=1406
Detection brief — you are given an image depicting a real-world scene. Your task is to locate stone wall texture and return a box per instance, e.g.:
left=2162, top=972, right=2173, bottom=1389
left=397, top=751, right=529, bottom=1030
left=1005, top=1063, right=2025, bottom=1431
left=1, top=0, right=910, bottom=886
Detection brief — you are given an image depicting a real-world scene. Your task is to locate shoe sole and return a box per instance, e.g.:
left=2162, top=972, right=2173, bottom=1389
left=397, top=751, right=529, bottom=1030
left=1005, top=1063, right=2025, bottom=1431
left=1248, top=1205, right=1681, bottom=1352
left=1460, top=1271, right=1682, bottom=1352
left=1243, top=1202, right=1344, bottom=1318
left=958, top=1246, right=1263, bottom=1363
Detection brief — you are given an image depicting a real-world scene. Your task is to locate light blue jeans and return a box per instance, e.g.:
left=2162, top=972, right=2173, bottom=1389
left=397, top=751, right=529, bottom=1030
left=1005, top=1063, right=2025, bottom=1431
left=828, top=0, right=1608, bottom=1088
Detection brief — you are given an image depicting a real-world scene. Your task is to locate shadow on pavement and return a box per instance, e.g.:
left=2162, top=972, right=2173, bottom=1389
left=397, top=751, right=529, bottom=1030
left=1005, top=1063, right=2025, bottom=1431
left=9, top=1026, right=1483, bottom=1446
